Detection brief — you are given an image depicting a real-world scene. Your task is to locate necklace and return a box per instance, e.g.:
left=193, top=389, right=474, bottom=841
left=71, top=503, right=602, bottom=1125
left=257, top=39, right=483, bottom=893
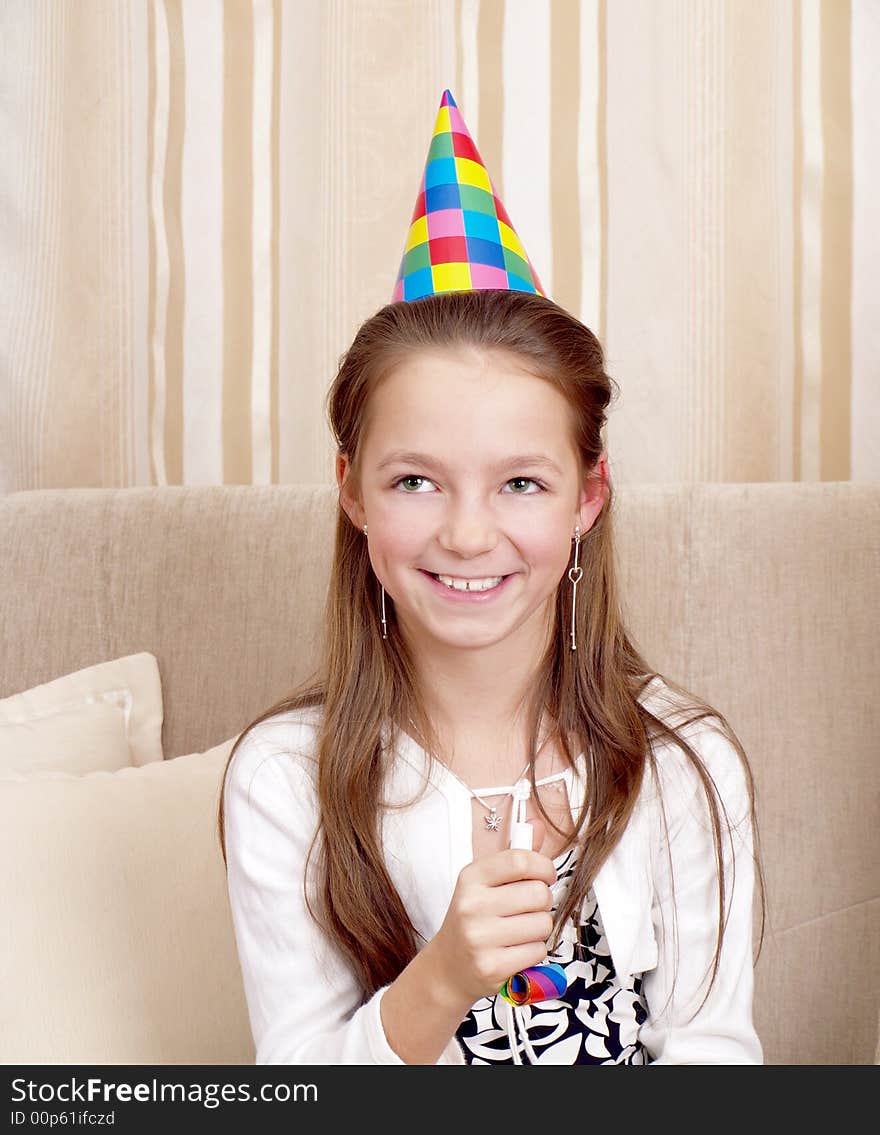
left=466, top=762, right=531, bottom=832
left=404, top=717, right=564, bottom=833
left=440, top=730, right=561, bottom=833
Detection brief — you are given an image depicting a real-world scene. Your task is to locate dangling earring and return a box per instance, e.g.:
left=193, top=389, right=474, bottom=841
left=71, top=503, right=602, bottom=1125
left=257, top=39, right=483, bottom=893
left=568, top=526, right=582, bottom=651
left=363, top=523, right=388, bottom=640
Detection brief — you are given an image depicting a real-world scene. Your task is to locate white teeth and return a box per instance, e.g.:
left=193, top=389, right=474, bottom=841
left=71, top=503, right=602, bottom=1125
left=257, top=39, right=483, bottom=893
left=435, top=574, right=505, bottom=592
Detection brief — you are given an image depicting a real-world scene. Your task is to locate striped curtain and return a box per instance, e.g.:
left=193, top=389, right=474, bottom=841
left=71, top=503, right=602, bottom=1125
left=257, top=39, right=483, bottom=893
left=1, top=0, right=876, bottom=492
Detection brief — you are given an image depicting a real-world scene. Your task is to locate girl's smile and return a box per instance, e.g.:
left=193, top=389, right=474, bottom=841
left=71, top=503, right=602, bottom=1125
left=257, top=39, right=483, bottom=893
left=419, top=568, right=517, bottom=602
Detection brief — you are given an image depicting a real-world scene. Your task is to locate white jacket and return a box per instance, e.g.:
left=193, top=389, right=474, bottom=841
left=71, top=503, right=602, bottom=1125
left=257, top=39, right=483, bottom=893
left=223, top=677, right=762, bottom=1065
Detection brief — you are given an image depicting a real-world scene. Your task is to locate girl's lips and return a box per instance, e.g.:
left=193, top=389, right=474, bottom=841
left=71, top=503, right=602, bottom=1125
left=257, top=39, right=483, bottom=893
left=419, top=569, right=515, bottom=603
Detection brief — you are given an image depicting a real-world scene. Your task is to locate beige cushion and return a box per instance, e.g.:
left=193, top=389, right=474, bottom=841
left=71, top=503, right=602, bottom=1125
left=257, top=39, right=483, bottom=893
left=0, top=652, right=163, bottom=777
left=0, top=736, right=254, bottom=1064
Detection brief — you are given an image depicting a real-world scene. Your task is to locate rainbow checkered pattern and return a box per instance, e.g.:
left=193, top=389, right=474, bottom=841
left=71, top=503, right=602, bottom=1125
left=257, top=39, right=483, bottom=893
left=392, top=90, right=545, bottom=303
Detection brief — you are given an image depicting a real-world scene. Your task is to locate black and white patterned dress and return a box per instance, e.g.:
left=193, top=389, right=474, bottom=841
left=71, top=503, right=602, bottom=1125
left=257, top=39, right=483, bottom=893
left=455, top=846, right=650, bottom=1064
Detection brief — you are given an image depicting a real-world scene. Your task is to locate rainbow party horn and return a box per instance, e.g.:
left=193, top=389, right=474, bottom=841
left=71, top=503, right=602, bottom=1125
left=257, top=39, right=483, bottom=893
left=498, top=781, right=569, bottom=1005
left=499, top=962, right=568, bottom=1006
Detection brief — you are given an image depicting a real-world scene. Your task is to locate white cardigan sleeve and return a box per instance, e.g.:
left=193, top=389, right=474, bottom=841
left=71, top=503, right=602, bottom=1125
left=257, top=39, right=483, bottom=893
left=638, top=723, right=763, bottom=1064
left=223, top=727, right=465, bottom=1065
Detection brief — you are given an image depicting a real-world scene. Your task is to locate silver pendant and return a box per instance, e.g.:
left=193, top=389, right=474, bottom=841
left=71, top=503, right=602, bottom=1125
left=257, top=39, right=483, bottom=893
left=485, top=809, right=502, bottom=832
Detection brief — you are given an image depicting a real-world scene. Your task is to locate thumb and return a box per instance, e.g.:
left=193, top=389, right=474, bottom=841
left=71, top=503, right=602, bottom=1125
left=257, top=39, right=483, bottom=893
left=527, top=817, right=546, bottom=854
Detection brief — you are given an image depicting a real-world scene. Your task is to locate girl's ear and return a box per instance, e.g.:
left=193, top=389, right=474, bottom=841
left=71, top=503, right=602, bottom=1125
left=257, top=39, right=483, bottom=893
left=336, top=453, right=366, bottom=531
left=577, top=450, right=609, bottom=534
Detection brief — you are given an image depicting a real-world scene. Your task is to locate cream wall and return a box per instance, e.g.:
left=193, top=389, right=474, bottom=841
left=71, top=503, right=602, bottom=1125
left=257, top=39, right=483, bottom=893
left=1, top=0, right=876, bottom=493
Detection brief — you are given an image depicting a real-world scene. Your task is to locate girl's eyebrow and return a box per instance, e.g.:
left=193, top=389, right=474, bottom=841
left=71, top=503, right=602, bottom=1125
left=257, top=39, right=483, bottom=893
left=375, top=450, right=564, bottom=475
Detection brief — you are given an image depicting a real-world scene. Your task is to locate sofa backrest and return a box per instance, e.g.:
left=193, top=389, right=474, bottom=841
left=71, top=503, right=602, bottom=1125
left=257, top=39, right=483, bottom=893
left=1, top=481, right=877, bottom=1065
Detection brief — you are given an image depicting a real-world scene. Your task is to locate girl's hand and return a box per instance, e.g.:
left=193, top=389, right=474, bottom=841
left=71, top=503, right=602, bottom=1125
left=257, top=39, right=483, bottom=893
left=424, top=820, right=557, bottom=1009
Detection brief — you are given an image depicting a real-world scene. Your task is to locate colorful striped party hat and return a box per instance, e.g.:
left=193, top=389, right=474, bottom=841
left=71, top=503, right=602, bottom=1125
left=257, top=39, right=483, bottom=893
left=391, top=90, right=545, bottom=303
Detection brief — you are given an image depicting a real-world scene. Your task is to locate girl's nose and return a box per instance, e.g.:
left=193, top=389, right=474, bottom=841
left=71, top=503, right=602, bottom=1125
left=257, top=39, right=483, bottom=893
left=437, top=505, right=499, bottom=558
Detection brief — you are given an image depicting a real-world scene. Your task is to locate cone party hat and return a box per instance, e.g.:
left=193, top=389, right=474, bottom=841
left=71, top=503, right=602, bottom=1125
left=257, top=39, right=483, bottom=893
left=391, top=90, right=545, bottom=303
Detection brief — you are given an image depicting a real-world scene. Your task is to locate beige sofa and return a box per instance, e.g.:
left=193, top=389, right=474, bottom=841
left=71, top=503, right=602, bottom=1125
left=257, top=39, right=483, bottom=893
left=0, top=482, right=877, bottom=1066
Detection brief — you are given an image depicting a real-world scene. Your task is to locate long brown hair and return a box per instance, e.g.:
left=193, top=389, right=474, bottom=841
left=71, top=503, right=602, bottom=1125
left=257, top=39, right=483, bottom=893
left=217, top=289, right=766, bottom=1017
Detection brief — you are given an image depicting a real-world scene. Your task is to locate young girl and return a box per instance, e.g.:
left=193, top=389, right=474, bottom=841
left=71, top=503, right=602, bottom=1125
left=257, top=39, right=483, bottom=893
left=218, top=92, right=765, bottom=1066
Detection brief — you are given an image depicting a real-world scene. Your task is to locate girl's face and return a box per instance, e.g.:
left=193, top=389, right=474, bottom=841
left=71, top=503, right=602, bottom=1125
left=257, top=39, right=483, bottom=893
left=338, top=347, right=607, bottom=658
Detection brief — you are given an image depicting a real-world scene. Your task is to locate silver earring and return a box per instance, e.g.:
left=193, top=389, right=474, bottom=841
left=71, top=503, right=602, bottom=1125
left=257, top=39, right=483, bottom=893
left=363, top=523, right=388, bottom=639
left=568, top=526, right=582, bottom=651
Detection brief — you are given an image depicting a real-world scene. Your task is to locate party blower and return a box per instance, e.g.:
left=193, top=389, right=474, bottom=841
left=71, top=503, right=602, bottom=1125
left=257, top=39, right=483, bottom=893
left=498, top=778, right=568, bottom=1008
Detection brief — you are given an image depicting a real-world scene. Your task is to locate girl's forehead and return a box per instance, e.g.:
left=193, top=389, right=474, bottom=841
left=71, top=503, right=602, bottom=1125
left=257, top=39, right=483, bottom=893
left=370, top=347, right=569, bottom=415
left=361, top=350, right=578, bottom=467
left=382, top=345, right=540, bottom=384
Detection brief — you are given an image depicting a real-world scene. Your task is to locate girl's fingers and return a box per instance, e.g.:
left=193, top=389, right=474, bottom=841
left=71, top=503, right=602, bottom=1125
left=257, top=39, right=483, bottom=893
left=484, top=878, right=555, bottom=917
left=486, top=910, right=555, bottom=949
left=470, top=848, right=557, bottom=888
left=497, top=941, right=556, bottom=977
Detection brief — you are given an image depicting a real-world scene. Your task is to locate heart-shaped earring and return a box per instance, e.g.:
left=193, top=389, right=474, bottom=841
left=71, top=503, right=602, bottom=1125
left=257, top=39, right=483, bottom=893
left=569, top=526, right=581, bottom=651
